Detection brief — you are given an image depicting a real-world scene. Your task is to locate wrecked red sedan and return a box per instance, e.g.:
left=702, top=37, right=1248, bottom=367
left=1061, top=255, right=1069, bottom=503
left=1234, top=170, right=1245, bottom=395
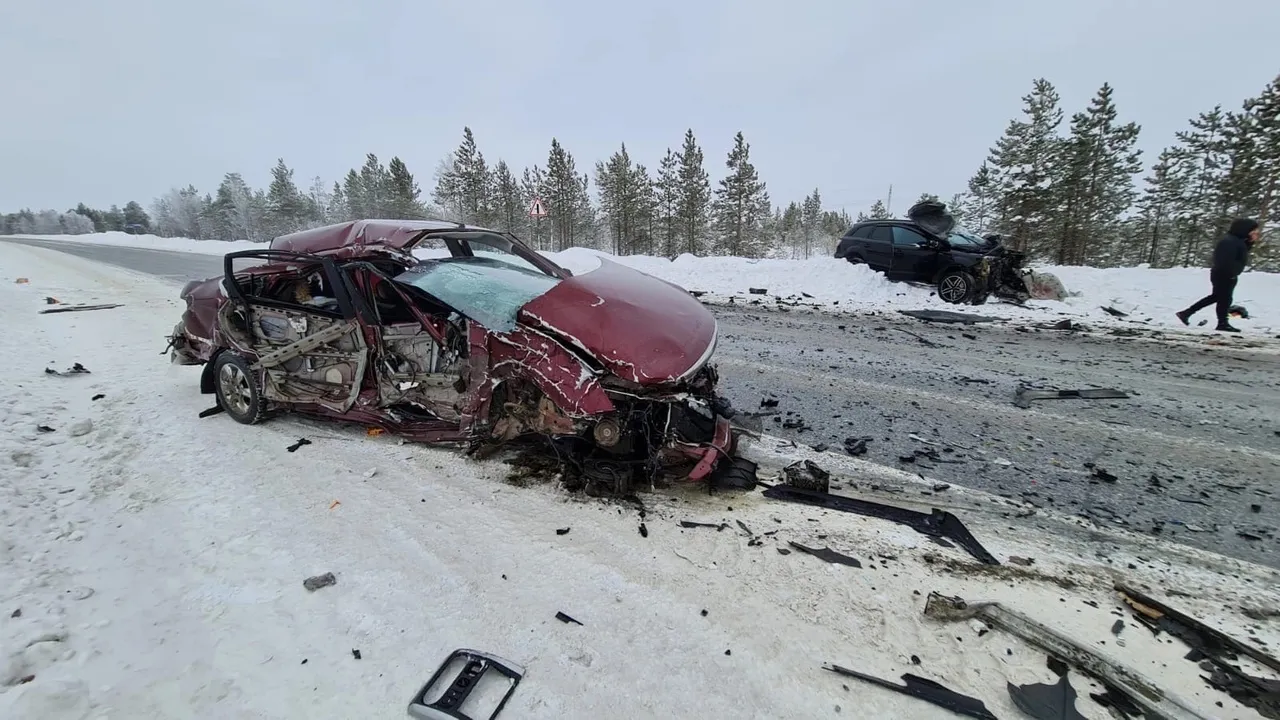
left=168, top=220, right=754, bottom=493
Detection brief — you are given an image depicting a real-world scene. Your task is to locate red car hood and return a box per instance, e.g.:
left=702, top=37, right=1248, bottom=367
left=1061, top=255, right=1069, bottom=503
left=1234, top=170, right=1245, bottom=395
left=517, top=259, right=717, bottom=386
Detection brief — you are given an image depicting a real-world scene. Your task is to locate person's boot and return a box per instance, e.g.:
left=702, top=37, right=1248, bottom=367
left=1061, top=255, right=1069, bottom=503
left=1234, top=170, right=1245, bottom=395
left=1215, top=324, right=1241, bottom=333
left=1176, top=310, right=1191, bottom=325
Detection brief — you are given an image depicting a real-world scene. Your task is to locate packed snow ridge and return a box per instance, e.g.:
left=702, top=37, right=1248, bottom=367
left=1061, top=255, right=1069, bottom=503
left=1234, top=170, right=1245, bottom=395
left=14, top=231, right=1279, bottom=336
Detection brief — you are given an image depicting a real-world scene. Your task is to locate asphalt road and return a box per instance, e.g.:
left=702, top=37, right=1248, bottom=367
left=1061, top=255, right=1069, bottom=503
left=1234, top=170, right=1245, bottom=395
left=6, top=237, right=1280, bottom=567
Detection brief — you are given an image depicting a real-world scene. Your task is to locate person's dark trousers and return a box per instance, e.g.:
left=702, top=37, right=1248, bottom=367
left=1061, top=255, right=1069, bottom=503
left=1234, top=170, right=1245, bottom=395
left=1184, top=271, right=1237, bottom=326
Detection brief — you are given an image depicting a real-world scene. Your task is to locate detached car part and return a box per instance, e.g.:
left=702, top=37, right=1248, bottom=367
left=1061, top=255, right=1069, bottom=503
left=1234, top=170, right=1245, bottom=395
left=822, top=664, right=997, bottom=720
left=762, top=485, right=999, bottom=565
left=923, top=593, right=1208, bottom=720
left=1014, top=387, right=1130, bottom=409
left=407, top=649, right=524, bottom=720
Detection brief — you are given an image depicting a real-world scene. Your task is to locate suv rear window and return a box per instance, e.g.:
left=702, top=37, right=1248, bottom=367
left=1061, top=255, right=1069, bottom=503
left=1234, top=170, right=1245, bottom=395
left=868, top=226, right=893, bottom=243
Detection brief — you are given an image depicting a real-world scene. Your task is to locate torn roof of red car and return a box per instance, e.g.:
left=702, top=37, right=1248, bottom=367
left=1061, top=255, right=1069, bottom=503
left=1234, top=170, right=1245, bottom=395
left=269, top=219, right=471, bottom=255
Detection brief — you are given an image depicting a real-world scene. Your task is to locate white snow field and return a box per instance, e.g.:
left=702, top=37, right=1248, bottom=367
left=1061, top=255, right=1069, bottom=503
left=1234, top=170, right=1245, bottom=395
left=2, top=241, right=1279, bottom=719
left=16, top=231, right=1280, bottom=336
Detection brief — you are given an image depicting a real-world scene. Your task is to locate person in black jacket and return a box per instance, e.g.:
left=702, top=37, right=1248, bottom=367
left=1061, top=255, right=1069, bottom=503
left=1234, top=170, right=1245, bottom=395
left=1177, top=218, right=1261, bottom=332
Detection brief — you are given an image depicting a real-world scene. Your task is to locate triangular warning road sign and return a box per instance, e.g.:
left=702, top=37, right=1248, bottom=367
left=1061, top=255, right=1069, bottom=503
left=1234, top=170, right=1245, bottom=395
left=528, top=198, right=548, bottom=218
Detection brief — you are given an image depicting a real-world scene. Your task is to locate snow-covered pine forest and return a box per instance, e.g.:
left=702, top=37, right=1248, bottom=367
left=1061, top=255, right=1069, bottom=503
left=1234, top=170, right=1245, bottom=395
left=4, top=74, right=1278, bottom=269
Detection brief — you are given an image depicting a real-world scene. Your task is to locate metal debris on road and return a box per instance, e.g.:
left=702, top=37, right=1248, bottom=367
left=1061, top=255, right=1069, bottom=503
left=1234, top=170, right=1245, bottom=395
left=1014, top=386, right=1130, bottom=409
left=38, top=303, right=123, bottom=314
left=924, top=592, right=1207, bottom=720
left=555, top=611, right=583, bottom=626
left=763, top=485, right=998, bottom=566
left=822, top=664, right=997, bottom=720
left=898, top=309, right=998, bottom=325
left=782, top=460, right=831, bottom=493
left=788, top=542, right=862, bottom=568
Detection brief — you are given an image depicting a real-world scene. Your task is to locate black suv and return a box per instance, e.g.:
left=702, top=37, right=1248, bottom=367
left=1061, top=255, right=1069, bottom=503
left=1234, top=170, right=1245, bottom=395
left=834, top=202, right=1029, bottom=305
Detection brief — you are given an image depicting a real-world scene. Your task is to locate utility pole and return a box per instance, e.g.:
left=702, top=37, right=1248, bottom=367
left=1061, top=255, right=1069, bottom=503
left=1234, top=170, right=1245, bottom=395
left=886, top=184, right=894, bottom=215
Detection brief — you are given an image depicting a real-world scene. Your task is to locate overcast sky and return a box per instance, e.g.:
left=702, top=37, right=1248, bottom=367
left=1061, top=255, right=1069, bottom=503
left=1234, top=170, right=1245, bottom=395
left=3, top=0, right=1278, bottom=217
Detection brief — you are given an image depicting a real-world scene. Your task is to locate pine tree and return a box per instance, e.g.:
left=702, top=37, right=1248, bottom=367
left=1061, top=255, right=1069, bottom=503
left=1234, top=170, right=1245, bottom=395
left=358, top=154, right=391, bottom=218
left=916, top=192, right=940, bottom=204
left=433, top=127, right=490, bottom=224
left=800, top=189, right=822, bottom=259
left=544, top=139, right=594, bottom=251
left=490, top=160, right=524, bottom=234
left=103, top=204, right=125, bottom=232
left=960, top=163, right=999, bottom=232
left=1171, top=107, right=1231, bottom=265
left=387, top=157, right=424, bottom=219
left=655, top=149, right=680, bottom=257
left=1050, top=83, right=1143, bottom=265
left=781, top=201, right=804, bottom=258
left=265, top=158, right=305, bottom=237
left=866, top=199, right=891, bottom=219
left=987, top=78, right=1064, bottom=253
left=595, top=143, right=655, bottom=255
left=212, top=173, right=261, bottom=240
left=520, top=165, right=549, bottom=249
left=711, top=132, right=771, bottom=257
left=328, top=182, right=349, bottom=222
left=122, top=201, right=150, bottom=232
left=343, top=169, right=366, bottom=219
left=674, top=129, right=711, bottom=255
left=305, top=177, right=330, bottom=226
left=1135, top=149, right=1189, bottom=265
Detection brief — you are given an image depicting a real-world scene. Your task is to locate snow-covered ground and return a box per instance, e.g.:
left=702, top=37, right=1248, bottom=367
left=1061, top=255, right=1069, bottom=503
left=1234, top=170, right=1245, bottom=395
left=3, top=240, right=1280, bottom=718
left=15, top=231, right=1279, bottom=336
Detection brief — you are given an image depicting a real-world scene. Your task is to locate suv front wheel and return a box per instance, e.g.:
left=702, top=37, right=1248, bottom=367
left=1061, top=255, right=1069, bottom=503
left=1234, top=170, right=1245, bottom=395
left=938, top=270, right=977, bottom=304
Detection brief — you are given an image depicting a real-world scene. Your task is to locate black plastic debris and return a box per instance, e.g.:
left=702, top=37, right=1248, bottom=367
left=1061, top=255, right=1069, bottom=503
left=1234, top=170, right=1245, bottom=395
left=555, top=611, right=583, bottom=626
left=782, top=460, right=831, bottom=493
left=898, top=309, right=998, bottom=325
left=1008, top=666, right=1087, bottom=720
left=1090, top=685, right=1146, bottom=719
left=760, top=396, right=779, bottom=409
left=1014, top=387, right=1129, bottom=409
left=1118, top=583, right=1280, bottom=715
left=842, top=437, right=870, bottom=456
left=1092, top=467, right=1119, bottom=483
left=38, top=303, right=123, bottom=314
left=286, top=438, right=311, bottom=452
left=764, top=485, right=998, bottom=565
left=197, top=405, right=225, bottom=419
left=91, top=393, right=105, bottom=401
left=555, top=527, right=571, bottom=536
left=36, top=425, right=55, bottom=433
left=638, top=523, right=648, bottom=538
left=822, top=664, right=997, bottom=720
left=407, top=649, right=524, bottom=720
left=680, top=520, right=728, bottom=531
left=1111, top=620, right=1125, bottom=636
left=44, top=363, right=90, bottom=377
left=303, top=572, right=336, bottom=591
left=790, top=542, right=861, bottom=567
left=352, top=649, right=362, bottom=660
left=1101, top=306, right=1129, bottom=317
left=748, top=288, right=768, bottom=295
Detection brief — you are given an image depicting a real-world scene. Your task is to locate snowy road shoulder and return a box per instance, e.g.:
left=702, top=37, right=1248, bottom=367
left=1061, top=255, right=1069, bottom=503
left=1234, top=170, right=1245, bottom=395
left=2, top=243, right=1278, bottom=719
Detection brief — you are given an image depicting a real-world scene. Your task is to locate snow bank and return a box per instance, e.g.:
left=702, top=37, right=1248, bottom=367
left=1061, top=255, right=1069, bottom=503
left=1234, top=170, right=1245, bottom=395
left=3, top=243, right=1278, bottom=719
left=10, top=232, right=1280, bottom=336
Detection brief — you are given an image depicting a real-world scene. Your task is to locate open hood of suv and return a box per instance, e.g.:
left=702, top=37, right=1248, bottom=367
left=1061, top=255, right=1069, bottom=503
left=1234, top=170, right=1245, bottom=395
left=907, top=200, right=956, bottom=237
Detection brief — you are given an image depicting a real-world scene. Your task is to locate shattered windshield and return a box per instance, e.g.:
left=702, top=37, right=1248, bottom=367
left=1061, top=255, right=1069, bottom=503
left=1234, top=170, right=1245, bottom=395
left=394, top=257, right=560, bottom=333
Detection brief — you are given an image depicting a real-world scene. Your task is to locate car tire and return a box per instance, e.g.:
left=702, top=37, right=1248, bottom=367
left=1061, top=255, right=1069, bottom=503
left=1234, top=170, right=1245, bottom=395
left=938, top=270, right=976, bottom=304
left=213, top=351, right=266, bottom=425
left=844, top=254, right=865, bottom=265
